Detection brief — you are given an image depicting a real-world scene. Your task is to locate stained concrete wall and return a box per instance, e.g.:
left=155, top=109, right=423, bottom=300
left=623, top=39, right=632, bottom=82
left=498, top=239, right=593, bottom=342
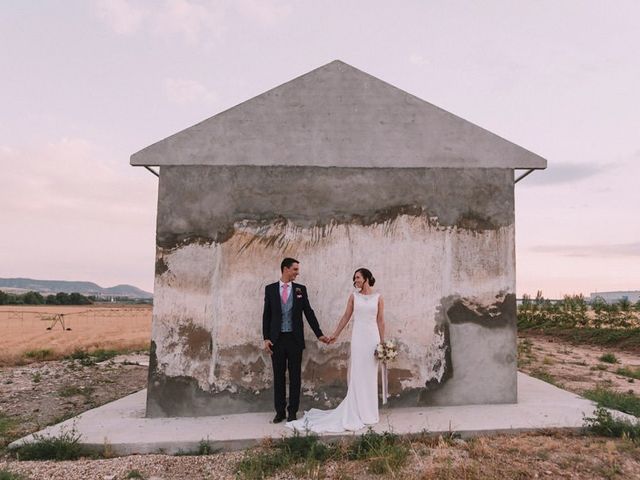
left=146, top=166, right=517, bottom=417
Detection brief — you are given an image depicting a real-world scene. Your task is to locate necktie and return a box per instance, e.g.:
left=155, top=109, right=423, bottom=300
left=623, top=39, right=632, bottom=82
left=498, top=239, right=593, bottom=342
left=281, top=284, right=289, bottom=303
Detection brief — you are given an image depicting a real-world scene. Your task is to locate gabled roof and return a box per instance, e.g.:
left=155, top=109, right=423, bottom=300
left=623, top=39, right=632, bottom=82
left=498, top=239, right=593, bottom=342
left=131, top=60, right=547, bottom=169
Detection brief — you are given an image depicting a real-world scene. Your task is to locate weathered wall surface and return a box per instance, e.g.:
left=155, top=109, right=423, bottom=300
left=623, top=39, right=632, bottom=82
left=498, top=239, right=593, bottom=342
left=146, top=166, right=517, bottom=417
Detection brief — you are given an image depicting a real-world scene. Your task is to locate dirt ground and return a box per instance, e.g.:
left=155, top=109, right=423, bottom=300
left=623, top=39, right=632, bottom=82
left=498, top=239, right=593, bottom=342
left=0, top=332, right=639, bottom=479
left=518, top=333, right=640, bottom=396
left=0, top=355, right=148, bottom=446
left=0, top=305, right=152, bottom=364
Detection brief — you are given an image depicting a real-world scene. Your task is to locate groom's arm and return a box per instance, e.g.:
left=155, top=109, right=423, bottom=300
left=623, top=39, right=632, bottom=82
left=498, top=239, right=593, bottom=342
left=301, top=286, right=324, bottom=338
left=262, top=286, right=271, bottom=341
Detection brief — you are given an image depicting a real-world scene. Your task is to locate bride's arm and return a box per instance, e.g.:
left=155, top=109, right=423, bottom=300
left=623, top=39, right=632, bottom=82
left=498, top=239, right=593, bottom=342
left=330, top=294, right=354, bottom=341
left=376, top=296, right=385, bottom=341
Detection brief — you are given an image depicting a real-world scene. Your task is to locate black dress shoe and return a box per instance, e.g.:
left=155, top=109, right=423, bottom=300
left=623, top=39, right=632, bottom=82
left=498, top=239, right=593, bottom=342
left=272, top=413, right=286, bottom=423
left=287, top=413, right=297, bottom=422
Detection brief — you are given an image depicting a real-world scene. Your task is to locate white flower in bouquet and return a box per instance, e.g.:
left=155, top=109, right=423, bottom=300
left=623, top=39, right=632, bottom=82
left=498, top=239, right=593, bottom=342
left=374, top=339, right=398, bottom=362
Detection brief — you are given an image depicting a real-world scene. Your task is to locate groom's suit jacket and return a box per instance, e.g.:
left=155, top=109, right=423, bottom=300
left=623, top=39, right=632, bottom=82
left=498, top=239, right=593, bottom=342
left=262, top=282, right=324, bottom=349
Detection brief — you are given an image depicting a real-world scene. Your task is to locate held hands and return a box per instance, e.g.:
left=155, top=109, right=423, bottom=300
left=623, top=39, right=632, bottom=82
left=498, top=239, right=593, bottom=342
left=319, top=334, right=338, bottom=345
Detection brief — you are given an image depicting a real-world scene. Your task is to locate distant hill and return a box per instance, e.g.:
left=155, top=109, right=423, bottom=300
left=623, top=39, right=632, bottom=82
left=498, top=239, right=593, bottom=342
left=0, top=278, right=153, bottom=299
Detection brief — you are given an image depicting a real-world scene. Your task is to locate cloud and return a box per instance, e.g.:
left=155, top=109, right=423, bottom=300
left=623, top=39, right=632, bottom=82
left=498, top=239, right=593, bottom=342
left=530, top=242, right=640, bottom=258
left=153, top=0, right=226, bottom=44
left=94, top=0, right=148, bottom=35
left=94, top=0, right=290, bottom=43
left=0, top=138, right=156, bottom=224
left=518, top=162, right=608, bottom=186
left=163, top=78, right=217, bottom=105
left=409, top=53, right=429, bottom=67
left=235, top=0, right=292, bottom=27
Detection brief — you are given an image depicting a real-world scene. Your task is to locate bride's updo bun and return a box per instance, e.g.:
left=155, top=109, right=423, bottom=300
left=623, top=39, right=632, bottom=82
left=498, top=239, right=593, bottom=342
left=353, top=268, right=375, bottom=287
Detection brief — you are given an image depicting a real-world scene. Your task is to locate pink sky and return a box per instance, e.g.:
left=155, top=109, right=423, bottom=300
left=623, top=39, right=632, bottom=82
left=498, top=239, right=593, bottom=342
left=1, top=0, right=638, bottom=298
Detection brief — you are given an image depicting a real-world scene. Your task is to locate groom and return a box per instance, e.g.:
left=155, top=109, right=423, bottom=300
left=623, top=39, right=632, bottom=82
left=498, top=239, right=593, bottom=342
left=263, top=258, right=329, bottom=423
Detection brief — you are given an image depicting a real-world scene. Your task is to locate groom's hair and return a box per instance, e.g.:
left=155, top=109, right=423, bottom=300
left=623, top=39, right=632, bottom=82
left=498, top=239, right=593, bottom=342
left=281, top=257, right=299, bottom=272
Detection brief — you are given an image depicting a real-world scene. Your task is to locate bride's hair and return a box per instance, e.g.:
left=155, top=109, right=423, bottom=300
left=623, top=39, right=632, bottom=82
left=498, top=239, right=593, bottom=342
left=353, top=268, right=375, bottom=287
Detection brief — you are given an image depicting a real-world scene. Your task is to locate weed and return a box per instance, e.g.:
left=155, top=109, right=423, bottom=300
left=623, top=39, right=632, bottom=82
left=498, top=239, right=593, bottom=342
left=542, top=356, right=555, bottom=365
left=347, top=429, right=409, bottom=474
left=58, top=385, right=94, bottom=398
left=31, top=373, right=42, bottom=383
left=174, top=438, right=221, bottom=456
left=583, top=387, right=640, bottom=417
left=584, top=406, right=640, bottom=441
left=278, top=430, right=334, bottom=462
left=92, top=349, right=119, bottom=363
left=616, top=367, right=640, bottom=380
left=236, top=448, right=292, bottom=479
left=0, top=414, right=17, bottom=447
left=13, top=426, right=88, bottom=461
left=599, top=353, right=619, bottom=364
left=530, top=368, right=562, bottom=387
left=0, top=470, right=27, bottom=480
left=126, top=470, right=145, bottom=479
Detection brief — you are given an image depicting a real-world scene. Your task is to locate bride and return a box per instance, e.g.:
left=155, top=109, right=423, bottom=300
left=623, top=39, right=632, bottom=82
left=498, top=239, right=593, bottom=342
left=286, top=268, right=384, bottom=433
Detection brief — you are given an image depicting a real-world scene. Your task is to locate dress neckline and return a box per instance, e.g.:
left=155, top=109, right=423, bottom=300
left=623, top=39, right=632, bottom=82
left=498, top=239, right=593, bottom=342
left=356, top=291, right=378, bottom=297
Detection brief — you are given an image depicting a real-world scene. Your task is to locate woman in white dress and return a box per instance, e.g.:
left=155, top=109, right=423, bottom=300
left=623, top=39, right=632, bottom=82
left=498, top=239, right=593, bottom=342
left=286, top=268, right=385, bottom=433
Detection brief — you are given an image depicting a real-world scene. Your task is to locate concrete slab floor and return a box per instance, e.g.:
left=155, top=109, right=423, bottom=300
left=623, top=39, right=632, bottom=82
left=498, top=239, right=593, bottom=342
left=9, top=373, right=636, bottom=456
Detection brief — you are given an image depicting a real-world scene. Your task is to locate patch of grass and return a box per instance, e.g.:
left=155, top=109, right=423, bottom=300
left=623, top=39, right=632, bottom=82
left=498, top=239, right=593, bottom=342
left=23, top=349, right=53, bottom=361
left=530, top=368, right=562, bottom=387
left=616, top=366, right=640, bottom=380
left=583, top=387, right=640, bottom=417
left=599, top=353, right=619, bottom=364
left=57, top=385, right=94, bottom=398
left=584, top=406, right=640, bottom=441
left=236, top=448, right=292, bottom=479
left=237, top=429, right=408, bottom=479
left=0, top=413, right=18, bottom=448
left=517, top=338, right=534, bottom=366
left=64, top=348, right=118, bottom=366
left=0, top=470, right=27, bottom=480
left=174, top=438, right=220, bottom=456
left=542, top=355, right=555, bottom=365
left=31, top=373, right=41, bottom=383
left=347, top=429, right=409, bottom=474
left=92, top=349, right=119, bottom=362
left=13, top=426, right=88, bottom=461
left=126, top=470, right=144, bottom=479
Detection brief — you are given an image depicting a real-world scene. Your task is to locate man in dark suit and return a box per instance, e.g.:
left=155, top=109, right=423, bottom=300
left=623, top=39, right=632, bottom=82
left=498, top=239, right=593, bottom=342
left=263, top=257, right=329, bottom=423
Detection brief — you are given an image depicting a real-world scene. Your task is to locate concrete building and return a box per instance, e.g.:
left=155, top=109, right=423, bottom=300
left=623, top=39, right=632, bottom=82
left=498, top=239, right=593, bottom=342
left=131, top=60, right=547, bottom=417
left=590, top=291, right=640, bottom=304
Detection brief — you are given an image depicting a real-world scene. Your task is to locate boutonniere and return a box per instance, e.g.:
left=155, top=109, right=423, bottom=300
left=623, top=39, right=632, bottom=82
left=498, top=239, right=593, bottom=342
left=295, top=287, right=303, bottom=299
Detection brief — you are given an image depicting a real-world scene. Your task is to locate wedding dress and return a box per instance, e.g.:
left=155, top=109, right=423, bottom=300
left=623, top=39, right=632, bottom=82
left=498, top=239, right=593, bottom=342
left=286, top=291, right=380, bottom=433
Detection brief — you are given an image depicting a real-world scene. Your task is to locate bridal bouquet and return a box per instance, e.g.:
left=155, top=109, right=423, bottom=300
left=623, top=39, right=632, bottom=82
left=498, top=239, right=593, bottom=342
left=374, top=339, right=398, bottom=363
left=374, top=340, right=398, bottom=405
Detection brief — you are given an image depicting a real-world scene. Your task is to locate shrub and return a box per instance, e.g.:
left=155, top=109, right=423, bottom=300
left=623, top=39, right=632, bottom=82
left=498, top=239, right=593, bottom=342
left=599, top=353, right=618, bottom=364
left=584, top=406, right=640, bottom=441
left=13, top=426, right=88, bottom=461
